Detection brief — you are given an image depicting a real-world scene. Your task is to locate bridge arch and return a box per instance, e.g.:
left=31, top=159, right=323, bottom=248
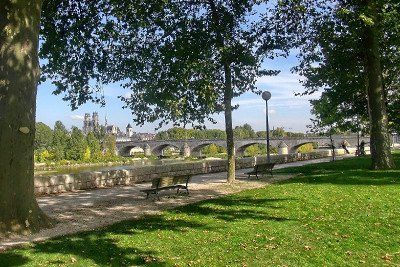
left=191, top=143, right=226, bottom=157
left=236, top=142, right=266, bottom=156
left=119, top=145, right=146, bottom=156
left=290, top=142, right=316, bottom=153
left=152, top=144, right=181, bottom=157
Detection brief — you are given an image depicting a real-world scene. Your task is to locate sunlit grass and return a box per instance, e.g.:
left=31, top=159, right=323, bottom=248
left=1, top=153, right=400, bottom=266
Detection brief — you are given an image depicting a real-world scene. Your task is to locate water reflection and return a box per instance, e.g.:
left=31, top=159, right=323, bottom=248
left=34, top=158, right=191, bottom=176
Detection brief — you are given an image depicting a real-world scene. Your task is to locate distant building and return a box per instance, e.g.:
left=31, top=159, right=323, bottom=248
left=124, top=123, right=156, bottom=141
left=83, top=112, right=99, bottom=134
left=106, top=125, right=120, bottom=135
left=126, top=124, right=134, bottom=138
left=116, top=131, right=156, bottom=141
left=83, top=112, right=156, bottom=140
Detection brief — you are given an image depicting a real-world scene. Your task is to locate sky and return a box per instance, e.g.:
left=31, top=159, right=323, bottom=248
left=36, top=52, right=320, bottom=134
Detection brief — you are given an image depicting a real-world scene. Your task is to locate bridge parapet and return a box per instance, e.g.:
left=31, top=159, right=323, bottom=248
left=116, top=135, right=368, bottom=157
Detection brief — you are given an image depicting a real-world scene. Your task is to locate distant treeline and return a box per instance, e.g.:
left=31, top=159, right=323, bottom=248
left=35, top=121, right=117, bottom=164
left=155, top=124, right=306, bottom=140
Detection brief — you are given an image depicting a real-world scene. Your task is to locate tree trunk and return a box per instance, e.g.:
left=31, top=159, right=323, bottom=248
left=207, top=0, right=236, bottom=182
left=363, top=1, right=395, bottom=169
left=223, top=63, right=235, bottom=183
left=0, top=0, right=53, bottom=236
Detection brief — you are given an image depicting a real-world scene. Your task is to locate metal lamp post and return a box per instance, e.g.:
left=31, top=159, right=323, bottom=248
left=262, top=91, right=272, bottom=163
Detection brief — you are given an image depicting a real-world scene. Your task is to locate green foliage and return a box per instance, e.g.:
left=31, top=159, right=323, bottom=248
left=156, top=127, right=226, bottom=140
left=202, top=144, right=219, bottom=156
left=83, top=147, right=91, bottom=162
left=34, top=122, right=53, bottom=150
left=104, top=134, right=116, bottom=159
left=243, top=144, right=277, bottom=157
left=263, top=1, right=397, bottom=169
left=156, top=124, right=308, bottom=141
left=33, top=123, right=126, bottom=164
left=271, top=127, right=286, bottom=138
left=86, top=132, right=102, bottom=160
left=40, top=1, right=118, bottom=109
left=34, top=149, right=53, bottom=163
left=38, top=1, right=297, bottom=181
left=51, top=121, right=69, bottom=161
left=40, top=1, right=279, bottom=126
left=65, top=127, right=87, bottom=161
left=113, top=2, right=270, bottom=128
left=162, top=147, right=179, bottom=157
left=244, top=144, right=263, bottom=157
left=268, top=1, right=400, bottom=133
left=233, top=124, right=256, bottom=139
left=6, top=155, right=400, bottom=266
left=297, top=143, right=314, bottom=153
left=40, top=1, right=290, bottom=182
left=201, top=144, right=226, bottom=157
left=257, top=128, right=306, bottom=138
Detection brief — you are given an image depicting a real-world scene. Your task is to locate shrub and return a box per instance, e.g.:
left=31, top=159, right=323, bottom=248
left=297, top=143, right=314, bottom=153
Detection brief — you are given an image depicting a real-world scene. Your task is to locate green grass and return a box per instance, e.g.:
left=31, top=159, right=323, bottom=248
left=2, top=154, right=400, bottom=266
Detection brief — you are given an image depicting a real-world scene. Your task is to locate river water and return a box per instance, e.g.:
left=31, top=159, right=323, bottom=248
left=33, top=158, right=207, bottom=176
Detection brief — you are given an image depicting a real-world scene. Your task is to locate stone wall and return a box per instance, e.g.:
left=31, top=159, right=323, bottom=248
left=34, top=151, right=331, bottom=196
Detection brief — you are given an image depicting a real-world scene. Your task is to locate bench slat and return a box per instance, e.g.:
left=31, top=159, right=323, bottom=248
left=245, top=163, right=275, bottom=178
left=143, top=175, right=191, bottom=199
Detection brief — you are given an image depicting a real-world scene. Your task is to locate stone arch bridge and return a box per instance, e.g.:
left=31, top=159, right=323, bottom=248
left=116, top=135, right=366, bottom=157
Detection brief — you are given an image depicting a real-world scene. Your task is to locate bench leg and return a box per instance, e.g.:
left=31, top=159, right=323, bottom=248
left=177, top=188, right=180, bottom=195
left=146, top=192, right=150, bottom=199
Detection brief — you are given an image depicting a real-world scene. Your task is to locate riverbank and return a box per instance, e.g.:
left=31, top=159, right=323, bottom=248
left=34, top=151, right=331, bottom=195
left=34, top=157, right=163, bottom=175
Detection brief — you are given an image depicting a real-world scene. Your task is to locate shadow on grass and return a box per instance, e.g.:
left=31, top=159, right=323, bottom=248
left=36, top=234, right=168, bottom=266
left=0, top=252, right=29, bottom=266
left=0, top=196, right=294, bottom=266
left=173, top=196, right=296, bottom=222
left=275, top=154, right=400, bottom=186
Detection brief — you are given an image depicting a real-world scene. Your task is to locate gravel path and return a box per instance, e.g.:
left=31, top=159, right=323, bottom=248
left=0, top=157, right=343, bottom=250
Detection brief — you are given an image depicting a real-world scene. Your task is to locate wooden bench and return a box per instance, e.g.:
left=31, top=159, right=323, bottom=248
left=141, top=175, right=191, bottom=199
left=246, top=163, right=275, bottom=179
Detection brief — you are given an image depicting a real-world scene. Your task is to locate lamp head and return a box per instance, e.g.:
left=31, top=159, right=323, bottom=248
left=262, top=91, right=271, bottom=101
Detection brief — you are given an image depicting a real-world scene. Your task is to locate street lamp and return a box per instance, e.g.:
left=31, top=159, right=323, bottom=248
left=262, top=91, right=272, bottom=163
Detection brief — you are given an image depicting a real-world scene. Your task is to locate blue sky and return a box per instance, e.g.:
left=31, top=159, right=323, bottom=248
left=36, top=53, right=319, bottom=134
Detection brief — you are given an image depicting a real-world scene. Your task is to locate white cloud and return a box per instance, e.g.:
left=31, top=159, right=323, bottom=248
left=233, top=95, right=316, bottom=110
left=70, top=114, right=84, bottom=121
left=262, top=108, right=277, bottom=115
left=255, top=72, right=315, bottom=98
left=232, top=99, right=263, bottom=106
left=256, top=72, right=303, bottom=86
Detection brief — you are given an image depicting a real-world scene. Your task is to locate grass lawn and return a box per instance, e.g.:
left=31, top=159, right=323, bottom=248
left=1, top=153, right=400, bottom=266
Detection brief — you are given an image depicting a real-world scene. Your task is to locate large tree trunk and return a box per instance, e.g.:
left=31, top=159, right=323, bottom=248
left=223, top=63, right=235, bottom=183
left=0, top=0, right=53, bottom=236
left=363, top=1, right=395, bottom=170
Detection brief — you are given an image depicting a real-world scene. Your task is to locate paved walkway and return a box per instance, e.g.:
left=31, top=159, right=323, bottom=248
left=0, top=156, right=346, bottom=250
